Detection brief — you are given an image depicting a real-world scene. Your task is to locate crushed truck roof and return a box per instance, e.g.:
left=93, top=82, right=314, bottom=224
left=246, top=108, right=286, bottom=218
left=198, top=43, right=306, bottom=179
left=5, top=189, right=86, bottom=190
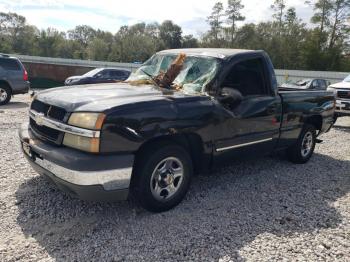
left=157, top=48, right=258, bottom=59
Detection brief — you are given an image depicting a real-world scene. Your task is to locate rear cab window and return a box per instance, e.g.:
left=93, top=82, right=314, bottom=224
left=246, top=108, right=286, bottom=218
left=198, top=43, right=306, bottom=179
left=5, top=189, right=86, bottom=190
left=0, top=58, right=21, bottom=71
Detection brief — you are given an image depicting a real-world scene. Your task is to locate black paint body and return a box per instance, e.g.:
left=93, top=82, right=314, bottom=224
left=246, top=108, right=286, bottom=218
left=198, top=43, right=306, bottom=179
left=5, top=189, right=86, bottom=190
left=34, top=49, right=335, bottom=171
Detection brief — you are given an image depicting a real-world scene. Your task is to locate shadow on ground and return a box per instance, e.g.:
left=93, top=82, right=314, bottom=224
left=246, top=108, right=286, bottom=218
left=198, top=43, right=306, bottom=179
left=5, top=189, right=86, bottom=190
left=15, top=153, right=350, bottom=261
left=0, top=102, right=28, bottom=110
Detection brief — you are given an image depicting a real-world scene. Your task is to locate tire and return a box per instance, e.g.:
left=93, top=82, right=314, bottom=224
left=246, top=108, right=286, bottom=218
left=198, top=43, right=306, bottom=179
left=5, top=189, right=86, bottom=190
left=287, top=124, right=316, bottom=164
left=132, top=143, right=193, bottom=212
left=0, top=85, right=11, bottom=105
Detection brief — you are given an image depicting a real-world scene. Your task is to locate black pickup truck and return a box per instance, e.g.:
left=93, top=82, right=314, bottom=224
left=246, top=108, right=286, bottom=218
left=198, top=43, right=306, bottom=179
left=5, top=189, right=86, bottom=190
left=19, top=49, right=335, bottom=212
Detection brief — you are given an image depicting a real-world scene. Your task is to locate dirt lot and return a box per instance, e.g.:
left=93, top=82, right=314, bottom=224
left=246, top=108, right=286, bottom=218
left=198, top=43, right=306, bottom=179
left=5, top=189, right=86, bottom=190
left=0, top=95, right=349, bottom=261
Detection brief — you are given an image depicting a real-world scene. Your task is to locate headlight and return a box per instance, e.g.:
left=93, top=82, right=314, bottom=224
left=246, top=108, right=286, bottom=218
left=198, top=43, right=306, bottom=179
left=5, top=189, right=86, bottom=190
left=68, top=113, right=105, bottom=130
left=63, top=133, right=100, bottom=153
left=64, top=112, right=105, bottom=153
left=327, top=87, right=337, bottom=95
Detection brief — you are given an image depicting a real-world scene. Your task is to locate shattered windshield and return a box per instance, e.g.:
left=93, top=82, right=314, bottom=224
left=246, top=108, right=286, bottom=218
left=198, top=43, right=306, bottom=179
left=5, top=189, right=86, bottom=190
left=127, top=54, right=219, bottom=93
left=344, top=75, right=350, bottom=82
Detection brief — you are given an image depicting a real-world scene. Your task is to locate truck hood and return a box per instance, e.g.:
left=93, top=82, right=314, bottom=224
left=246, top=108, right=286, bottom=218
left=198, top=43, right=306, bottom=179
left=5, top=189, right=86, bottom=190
left=329, top=82, right=350, bottom=89
left=35, top=83, right=179, bottom=112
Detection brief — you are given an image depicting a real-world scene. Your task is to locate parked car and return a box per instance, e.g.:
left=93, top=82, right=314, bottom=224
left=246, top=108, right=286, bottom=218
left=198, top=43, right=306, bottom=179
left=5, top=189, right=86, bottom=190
left=0, top=54, right=30, bottom=105
left=327, top=75, right=350, bottom=116
left=280, top=78, right=329, bottom=90
left=19, top=48, right=335, bottom=212
left=64, top=68, right=131, bottom=86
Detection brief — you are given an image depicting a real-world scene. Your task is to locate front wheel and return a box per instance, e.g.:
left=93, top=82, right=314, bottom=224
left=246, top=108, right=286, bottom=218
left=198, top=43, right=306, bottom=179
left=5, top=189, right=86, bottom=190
left=287, top=124, right=316, bottom=164
left=132, top=144, right=193, bottom=212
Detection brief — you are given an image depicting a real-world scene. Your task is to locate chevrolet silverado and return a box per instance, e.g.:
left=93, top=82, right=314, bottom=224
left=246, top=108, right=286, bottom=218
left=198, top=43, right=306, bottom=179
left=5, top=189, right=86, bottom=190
left=19, top=49, right=335, bottom=212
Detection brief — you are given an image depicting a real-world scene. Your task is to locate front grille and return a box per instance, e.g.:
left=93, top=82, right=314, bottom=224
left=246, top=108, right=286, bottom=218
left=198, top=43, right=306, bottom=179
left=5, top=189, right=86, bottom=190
left=337, top=90, right=350, bottom=99
left=30, top=118, right=60, bottom=142
left=31, top=99, right=50, bottom=113
left=31, top=100, right=67, bottom=121
left=30, top=99, right=67, bottom=144
left=48, top=106, right=66, bottom=121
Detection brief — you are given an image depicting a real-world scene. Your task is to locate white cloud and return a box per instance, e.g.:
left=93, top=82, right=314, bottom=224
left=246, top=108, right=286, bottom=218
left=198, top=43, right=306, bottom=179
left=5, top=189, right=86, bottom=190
left=1, top=0, right=313, bottom=36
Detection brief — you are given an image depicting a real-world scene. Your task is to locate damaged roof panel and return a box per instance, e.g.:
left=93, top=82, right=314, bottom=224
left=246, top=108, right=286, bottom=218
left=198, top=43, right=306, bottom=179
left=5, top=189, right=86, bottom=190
left=157, top=48, right=256, bottom=59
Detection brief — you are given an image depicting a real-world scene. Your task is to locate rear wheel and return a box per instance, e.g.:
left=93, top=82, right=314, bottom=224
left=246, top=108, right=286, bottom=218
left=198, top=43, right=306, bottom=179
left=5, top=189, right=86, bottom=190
left=0, top=86, right=11, bottom=105
left=132, top=143, right=193, bottom=212
left=287, top=124, right=316, bottom=164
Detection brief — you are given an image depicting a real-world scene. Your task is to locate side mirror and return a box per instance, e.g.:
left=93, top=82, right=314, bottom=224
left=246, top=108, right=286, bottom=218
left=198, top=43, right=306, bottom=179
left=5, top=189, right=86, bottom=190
left=95, top=73, right=103, bottom=78
left=219, top=87, right=243, bottom=108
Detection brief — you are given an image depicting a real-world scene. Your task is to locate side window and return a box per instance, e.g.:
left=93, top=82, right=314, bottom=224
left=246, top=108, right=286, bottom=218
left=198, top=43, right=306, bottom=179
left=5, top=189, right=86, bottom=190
left=318, top=80, right=327, bottom=89
left=311, top=80, right=319, bottom=89
left=110, top=70, right=124, bottom=77
left=0, top=58, right=21, bottom=71
left=98, top=70, right=110, bottom=78
left=221, top=58, right=268, bottom=97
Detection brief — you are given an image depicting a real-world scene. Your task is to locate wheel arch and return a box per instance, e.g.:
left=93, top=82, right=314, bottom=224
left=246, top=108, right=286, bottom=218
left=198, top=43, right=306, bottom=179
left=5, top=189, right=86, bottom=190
left=132, top=133, right=205, bottom=177
left=303, top=114, right=322, bottom=131
left=0, top=80, right=12, bottom=92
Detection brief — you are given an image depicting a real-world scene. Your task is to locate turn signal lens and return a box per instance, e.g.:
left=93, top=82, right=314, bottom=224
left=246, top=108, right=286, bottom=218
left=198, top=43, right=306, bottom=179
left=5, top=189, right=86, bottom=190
left=63, top=133, right=100, bottom=153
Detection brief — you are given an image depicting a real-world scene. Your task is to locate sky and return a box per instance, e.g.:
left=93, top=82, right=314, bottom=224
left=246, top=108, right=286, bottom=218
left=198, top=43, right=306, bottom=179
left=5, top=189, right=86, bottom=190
left=0, top=0, right=312, bottom=36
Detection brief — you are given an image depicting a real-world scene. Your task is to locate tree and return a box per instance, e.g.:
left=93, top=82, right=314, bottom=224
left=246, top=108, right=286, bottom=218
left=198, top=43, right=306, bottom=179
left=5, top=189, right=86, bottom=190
left=271, top=0, right=287, bottom=34
left=182, top=35, right=199, bottom=48
left=0, top=9, right=348, bottom=72
left=207, top=2, right=225, bottom=44
left=37, top=28, right=66, bottom=57
left=68, top=25, right=96, bottom=46
left=328, top=0, right=350, bottom=49
left=87, top=38, right=109, bottom=61
left=0, top=12, right=27, bottom=52
left=159, top=20, right=182, bottom=49
left=225, top=0, right=245, bottom=46
left=307, top=0, right=332, bottom=36
left=282, top=8, right=308, bottom=69
left=234, top=24, right=258, bottom=49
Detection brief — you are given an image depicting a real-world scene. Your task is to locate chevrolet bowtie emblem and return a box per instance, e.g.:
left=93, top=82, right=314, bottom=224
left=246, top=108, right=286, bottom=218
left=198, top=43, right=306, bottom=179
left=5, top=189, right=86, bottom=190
left=35, top=113, right=45, bottom=126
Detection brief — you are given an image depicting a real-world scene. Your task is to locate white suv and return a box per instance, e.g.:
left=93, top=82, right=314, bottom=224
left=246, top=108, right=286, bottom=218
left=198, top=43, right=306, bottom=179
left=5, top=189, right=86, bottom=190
left=328, top=75, right=350, bottom=116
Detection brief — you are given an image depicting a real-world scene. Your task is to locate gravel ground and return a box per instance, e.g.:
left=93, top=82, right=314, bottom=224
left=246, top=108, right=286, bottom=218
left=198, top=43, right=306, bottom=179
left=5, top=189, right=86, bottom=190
left=0, top=94, right=349, bottom=262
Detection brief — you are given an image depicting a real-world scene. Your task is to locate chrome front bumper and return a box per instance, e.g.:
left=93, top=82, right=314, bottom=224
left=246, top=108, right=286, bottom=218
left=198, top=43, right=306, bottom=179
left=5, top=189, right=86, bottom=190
left=19, top=123, right=134, bottom=201
left=33, top=157, right=132, bottom=191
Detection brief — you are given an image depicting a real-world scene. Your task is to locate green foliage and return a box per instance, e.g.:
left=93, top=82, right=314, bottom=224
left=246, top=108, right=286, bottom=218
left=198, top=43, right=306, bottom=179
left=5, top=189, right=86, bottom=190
left=225, top=0, right=245, bottom=46
left=0, top=2, right=349, bottom=72
left=207, top=2, right=225, bottom=44
left=159, top=20, right=182, bottom=49
left=182, top=35, right=199, bottom=48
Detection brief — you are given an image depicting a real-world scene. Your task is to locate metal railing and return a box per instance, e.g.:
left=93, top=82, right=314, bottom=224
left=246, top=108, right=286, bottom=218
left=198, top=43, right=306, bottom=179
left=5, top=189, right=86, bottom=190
left=11, top=54, right=141, bottom=71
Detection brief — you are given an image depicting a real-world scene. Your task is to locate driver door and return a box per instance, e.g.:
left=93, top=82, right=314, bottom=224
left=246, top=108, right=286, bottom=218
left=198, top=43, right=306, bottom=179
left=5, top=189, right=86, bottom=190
left=214, top=57, right=282, bottom=161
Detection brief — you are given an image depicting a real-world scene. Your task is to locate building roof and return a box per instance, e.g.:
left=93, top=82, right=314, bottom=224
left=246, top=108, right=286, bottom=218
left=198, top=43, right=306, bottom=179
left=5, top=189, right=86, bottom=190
left=157, top=48, right=257, bottom=59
